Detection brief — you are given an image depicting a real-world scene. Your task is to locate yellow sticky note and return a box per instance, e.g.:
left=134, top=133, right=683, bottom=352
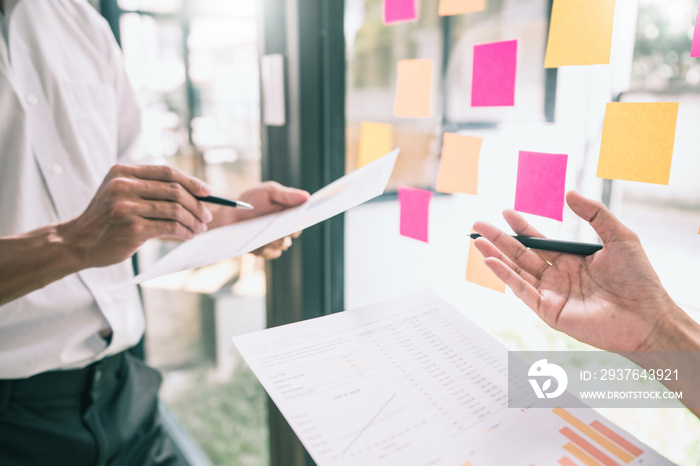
left=544, top=0, right=616, bottom=68
left=597, top=102, right=679, bottom=185
left=436, top=133, right=482, bottom=194
left=466, top=235, right=505, bottom=293
left=394, top=59, right=433, bottom=118
left=439, top=0, right=485, bottom=16
left=358, top=122, right=392, bottom=168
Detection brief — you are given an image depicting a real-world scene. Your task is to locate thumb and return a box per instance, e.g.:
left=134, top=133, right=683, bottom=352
left=566, top=191, right=637, bottom=244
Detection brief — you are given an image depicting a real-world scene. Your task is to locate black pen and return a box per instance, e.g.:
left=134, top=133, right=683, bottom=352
left=196, top=195, right=254, bottom=210
left=470, top=234, right=602, bottom=255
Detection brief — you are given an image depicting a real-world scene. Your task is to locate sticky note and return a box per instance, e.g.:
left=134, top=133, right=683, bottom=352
left=384, top=0, right=417, bottom=25
left=395, top=59, right=433, bottom=117
left=514, top=151, right=568, bottom=221
left=436, top=133, right=482, bottom=195
left=472, top=40, right=517, bottom=107
left=544, top=0, right=616, bottom=68
left=358, top=122, right=392, bottom=168
left=466, top=234, right=505, bottom=293
left=597, top=102, right=679, bottom=185
left=399, top=187, right=432, bottom=242
left=439, top=0, right=485, bottom=16
left=692, top=6, right=700, bottom=57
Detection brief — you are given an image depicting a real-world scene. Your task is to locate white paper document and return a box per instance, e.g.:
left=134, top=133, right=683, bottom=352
left=233, top=290, right=671, bottom=466
left=131, top=149, right=399, bottom=284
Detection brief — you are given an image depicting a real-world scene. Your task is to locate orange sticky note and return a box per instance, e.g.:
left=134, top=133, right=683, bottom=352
left=394, top=59, right=433, bottom=118
left=436, top=133, right=482, bottom=195
left=466, top=235, right=505, bottom=293
left=544, top=0, right=616, bottom=68
left=358, top=122, right=392, bottom=168
left=597, top=102, right=679, bottom=185
left=439, top=0, right=485, bottom=16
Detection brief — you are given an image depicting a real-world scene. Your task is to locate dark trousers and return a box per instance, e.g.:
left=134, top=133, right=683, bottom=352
left=0, top=351, right=189, bottom=466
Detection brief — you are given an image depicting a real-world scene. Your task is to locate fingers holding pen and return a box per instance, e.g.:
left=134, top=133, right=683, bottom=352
left=134, top=179, right=213, bottom=224
left=472, top=234, right=539, bottom=288
left=66, top=164, right=219, bottom=269
left=106, top=164, right=214, bottom=233
left=473, top=220, right=550, bottom=280
left=471, top=233, right=548, bottom=321
left=129, top=164, right=212, bottom=198
left=501, top=209, right=563, bottom=263
left=137, top=200, right=209, bottom=235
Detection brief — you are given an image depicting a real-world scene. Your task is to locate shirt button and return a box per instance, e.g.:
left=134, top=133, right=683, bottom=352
left=26, top=94, right=38, bottom=106
left=51, top=163, right=64, bottom=175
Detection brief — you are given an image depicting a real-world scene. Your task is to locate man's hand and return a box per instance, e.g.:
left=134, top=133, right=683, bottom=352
left=61, top=164, right=213, bottom=269
left=209, top=181, right=310, bottom=260
left=472, top=191, right=683, bottom=352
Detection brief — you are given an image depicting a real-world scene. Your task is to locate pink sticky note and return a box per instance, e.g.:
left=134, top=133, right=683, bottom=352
left=384, top=0, right=417, bottom=24
left=472, top=40, right=518, bottom=107
left=399, top=187, right=432, bottom=242
left=692, top=7, right=700, bottom=57
left=514, top=151, right=568, bottom=221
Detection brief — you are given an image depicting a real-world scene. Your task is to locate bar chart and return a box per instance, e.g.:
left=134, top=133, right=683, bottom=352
left=555, top=407, right=642, bottom=465
left=456, top=404, right=657, bottom=465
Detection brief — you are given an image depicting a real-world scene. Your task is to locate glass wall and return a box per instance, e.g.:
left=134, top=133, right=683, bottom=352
left=345, top=0, right=553, bottom=190
left=346, top=0, right=442, bottom=190
left=344, top=0, right=700, bottom=464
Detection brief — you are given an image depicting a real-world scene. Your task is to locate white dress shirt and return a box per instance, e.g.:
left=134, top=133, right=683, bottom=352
left=0, top=0, right=157, bottom=378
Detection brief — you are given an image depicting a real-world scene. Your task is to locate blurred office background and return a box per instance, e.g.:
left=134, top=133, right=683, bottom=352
left=92, top=0, right=700, bottom=464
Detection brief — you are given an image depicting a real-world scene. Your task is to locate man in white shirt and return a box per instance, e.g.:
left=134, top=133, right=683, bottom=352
left=0, top=0, right=308, bottom=464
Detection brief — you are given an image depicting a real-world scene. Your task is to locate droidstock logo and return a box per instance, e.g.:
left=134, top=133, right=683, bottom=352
left=528, top=359, right=568, bottom=399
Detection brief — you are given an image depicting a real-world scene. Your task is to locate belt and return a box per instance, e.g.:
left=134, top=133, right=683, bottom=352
left=0, top=351, right=126, bottom=412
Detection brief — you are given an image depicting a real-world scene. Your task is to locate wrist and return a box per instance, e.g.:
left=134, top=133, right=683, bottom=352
left=55, top=220, right=90, bottom=272
left=641, top=302, right=700, bottom=351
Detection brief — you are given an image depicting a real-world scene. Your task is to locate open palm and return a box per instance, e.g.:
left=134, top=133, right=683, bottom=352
left=473, top=191, right=674, bottom=352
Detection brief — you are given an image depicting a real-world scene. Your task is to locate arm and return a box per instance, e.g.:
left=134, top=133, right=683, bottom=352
left=473, top=190, right=700, bottom=417
left=0, top=224, right=83, bottom=306
left=0, top=164, right=212, bottom=307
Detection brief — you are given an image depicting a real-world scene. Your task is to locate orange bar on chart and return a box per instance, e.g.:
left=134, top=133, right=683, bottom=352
left=560, top=427, right=617, bottom=466
left=564, top=442, right=602, bottom=466
left=590, top=421, right=643, bottom=457
left=553, top=407, right=634, bottom=463
left=558, top=457, right=578, bottom=466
